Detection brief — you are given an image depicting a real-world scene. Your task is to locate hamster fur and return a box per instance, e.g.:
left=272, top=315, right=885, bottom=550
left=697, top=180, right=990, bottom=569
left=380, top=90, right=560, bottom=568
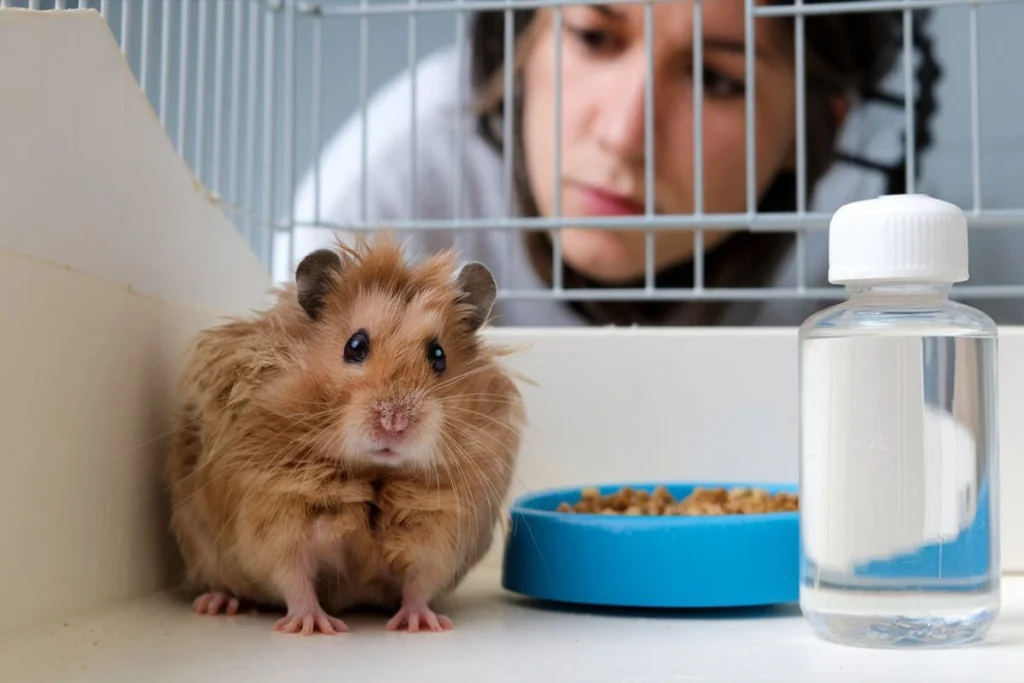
left=166, top=235, right=525, bottom=634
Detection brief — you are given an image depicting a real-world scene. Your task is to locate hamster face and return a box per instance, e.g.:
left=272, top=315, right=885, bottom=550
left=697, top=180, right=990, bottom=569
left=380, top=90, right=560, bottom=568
left=281, top=238, right=500, bottom=473
left=326, top=288, right=459, bottom=468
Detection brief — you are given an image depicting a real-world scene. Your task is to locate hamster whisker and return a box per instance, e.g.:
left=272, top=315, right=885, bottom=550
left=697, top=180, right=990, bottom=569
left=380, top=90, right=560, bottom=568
left=442, top=415, right=513, bottom=464
left=440, top=422, right=508, bottom=516
left=435, top=432, right=471, bottom=556
left=439, top=401, right=543, bottom=484
left=441, top=410, right=536, bottom=484
left=443, top=431, right=491, bottom=519
left=442, top=412, right=530, bottom=482
left=442, top=405, right=523, bottom=435
left=429, top=455, right=442, bottom=510
left=437, top=391, right=521, bottom=399
left=259, top=404, right=346, bottom=427
left=442, top=416, right=529, bottom=504
left=443, top=425, right=547, bottom=573
left=432, top=362, right=495, bottom=392
left=436, top=394, right=522, bottom=406
left=317, top=422, right=355, bottom=464
left=430, top=433, right=465, bottom=547
left=451, top=444, right=504, bottom=526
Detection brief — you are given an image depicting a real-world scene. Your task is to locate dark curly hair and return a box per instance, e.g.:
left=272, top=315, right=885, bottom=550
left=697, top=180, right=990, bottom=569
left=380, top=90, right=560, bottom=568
left=469, top=3, right=929, bottom=326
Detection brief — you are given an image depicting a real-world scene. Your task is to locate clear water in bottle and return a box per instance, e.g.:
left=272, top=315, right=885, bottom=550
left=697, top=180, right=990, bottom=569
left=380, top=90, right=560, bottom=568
left=799, top=195, right=1001, bottom=648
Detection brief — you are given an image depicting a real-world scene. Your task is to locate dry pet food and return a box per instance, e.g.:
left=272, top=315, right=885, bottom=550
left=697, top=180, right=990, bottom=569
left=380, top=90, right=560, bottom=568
left=555, top=485, right=798, bottom=516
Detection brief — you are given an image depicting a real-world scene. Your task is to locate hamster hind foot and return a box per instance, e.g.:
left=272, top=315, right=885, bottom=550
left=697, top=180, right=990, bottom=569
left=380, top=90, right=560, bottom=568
left=274, top=605, right=349, bottom=636
left=192, top=592, right=242, bottom=616
left=272, top=571, right=349, bottom=635
left=384, top=595, right=454, bottom=633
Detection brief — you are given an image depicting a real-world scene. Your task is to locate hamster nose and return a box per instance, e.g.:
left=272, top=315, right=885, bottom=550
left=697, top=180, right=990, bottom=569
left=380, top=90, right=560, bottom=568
left=379, top=412, right=409, bottom=434
left=375, top=406, right=411, bottom=436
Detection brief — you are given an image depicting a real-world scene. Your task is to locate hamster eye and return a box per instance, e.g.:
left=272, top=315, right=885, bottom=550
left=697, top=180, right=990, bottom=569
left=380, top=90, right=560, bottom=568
left=344, top=329, right=370, bottom=364
left=426, top=339, right=446, bottom=374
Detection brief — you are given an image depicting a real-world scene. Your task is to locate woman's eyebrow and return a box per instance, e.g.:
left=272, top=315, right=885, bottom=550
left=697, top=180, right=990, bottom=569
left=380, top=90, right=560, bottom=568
left=587, top=4, right=625, bottom=20
left=582, top=5, right=778, bottom=63
left=702, top=36, right=775, bottom=62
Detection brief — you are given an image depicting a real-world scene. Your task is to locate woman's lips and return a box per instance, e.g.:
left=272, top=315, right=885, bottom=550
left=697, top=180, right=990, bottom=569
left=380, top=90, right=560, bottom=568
left=576, top=184, right=646, bottom=217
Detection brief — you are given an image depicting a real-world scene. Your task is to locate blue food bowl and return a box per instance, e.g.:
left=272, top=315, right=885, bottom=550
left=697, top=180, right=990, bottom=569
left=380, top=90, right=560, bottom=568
left=501, top=481, right=799, bottom=609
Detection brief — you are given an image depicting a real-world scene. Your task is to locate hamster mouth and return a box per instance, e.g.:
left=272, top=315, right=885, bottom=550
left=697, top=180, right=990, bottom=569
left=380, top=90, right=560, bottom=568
left=366, top=445, right=407, bottom=464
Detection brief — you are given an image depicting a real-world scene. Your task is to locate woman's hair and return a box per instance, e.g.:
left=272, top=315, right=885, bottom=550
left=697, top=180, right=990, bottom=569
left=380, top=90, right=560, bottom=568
left=468, top=3, right=909, bottom=326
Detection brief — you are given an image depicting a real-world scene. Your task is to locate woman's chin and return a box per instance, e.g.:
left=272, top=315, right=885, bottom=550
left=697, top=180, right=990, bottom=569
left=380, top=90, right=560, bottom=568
left=556, top=228, right=646, bottom=283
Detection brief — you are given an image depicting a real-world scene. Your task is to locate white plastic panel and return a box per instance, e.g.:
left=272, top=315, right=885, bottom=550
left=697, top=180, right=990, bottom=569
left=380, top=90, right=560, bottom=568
left=0, top=7, right=270, bottom=314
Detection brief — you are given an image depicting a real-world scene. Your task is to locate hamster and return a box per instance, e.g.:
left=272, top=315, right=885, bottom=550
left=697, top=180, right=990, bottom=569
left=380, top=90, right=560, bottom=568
left=165, top=234, right=526, bottom=634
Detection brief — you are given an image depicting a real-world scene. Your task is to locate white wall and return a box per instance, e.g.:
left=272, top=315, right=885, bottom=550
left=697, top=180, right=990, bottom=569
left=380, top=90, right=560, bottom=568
left=0, top=7, right=271, bottom=636
left=0, top=6, right=270, bottom=313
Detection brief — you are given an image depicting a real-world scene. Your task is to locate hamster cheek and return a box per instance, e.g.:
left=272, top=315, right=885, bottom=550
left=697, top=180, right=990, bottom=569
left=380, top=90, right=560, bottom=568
left=404, top=404, right=447, bottom=468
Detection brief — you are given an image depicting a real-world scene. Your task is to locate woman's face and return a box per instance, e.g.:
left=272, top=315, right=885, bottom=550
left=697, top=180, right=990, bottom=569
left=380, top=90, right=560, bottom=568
left=520, top=1, right=797, bottom=283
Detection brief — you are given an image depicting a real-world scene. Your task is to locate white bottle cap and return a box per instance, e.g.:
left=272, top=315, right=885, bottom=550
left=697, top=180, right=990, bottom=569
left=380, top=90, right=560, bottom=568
left=828, top=193, right=969, bottom=285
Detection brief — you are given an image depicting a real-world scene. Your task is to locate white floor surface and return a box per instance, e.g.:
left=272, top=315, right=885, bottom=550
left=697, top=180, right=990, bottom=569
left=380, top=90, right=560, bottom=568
left=3, top=569, right=1024, bottom=682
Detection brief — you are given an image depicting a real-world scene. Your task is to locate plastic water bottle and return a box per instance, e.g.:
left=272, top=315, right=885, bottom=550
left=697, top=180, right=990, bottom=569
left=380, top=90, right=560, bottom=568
left=798, top=194, right=1001, bottom=648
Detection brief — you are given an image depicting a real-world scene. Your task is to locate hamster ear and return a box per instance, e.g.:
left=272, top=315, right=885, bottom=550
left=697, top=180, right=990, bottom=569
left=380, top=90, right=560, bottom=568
left=295, top=249, right=343, bottom=320
left=455, top=261, right=497, bottom=331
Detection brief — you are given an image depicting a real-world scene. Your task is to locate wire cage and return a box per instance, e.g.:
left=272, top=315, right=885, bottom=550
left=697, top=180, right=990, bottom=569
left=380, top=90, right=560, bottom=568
left=10, top=0, right=1024, bottom=324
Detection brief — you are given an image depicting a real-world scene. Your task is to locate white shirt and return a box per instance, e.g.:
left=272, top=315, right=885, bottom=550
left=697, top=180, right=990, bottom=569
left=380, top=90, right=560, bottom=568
left=285, top=40, right=1024, bottom=327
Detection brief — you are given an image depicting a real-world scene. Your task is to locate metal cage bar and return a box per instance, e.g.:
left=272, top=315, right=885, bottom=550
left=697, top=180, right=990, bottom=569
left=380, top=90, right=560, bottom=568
left=175, top=0, right=191, bottom=157
left=194, top=0, right=209, bottom=180
left=243, top=0, right=260, bottom=245
left=359, top=0, right=370, bottom=223
left=453, top=0, right=466, bottom=227
left=119, top=0, right=131, bottom=57
left=260, top=2, right=277, bottom=264
left=139, top=0, right=152, bottom=95
left=454, top=0, right=466, bottom=228
left=903, top=8, right=916, bottom=193
left=283, top=0, right=296, bottom=272
left=794, top=0, right=807, bottom=291
left=552, top=6, right=564, bottom=293
left=502, top=6, right=515, bottom=293
left=744, top=0, right=756, bottom=215
left=311, top=4, right=324, bottom=228
left=290, top=208, right=1024, bottom=232
left=408, top=0, right=419, bottom=224
left=158, top=0, right=172, bottom=128
left=227, top=0, right=243, bottom=203
left=692, top=0, right=704, bottom=291
left=210, top=0, right=228, bottom=195
left=643, top=0, right=655, bottom=292
left=969, top=2, right=983, bottom=214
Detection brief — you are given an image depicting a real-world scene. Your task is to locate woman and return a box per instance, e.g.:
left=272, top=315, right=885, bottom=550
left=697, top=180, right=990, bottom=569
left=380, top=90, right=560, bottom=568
left=288, top=1, right=905, bottom=327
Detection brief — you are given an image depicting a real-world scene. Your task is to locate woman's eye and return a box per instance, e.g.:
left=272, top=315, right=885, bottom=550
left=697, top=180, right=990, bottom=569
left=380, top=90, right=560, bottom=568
left=426, top=340, right=446, bottom=374
left=702, top=68, right=745, bottom=98
left=568, top=25, right=617, bottom=54
left=344, top=329, right=370, bottom=364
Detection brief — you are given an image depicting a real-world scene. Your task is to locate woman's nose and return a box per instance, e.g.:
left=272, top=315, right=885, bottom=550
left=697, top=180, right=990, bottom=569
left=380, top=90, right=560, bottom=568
left=593, top=64, right=648, bottom=162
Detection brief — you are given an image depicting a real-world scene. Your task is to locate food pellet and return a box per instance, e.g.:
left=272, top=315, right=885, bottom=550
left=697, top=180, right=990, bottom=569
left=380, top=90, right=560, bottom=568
left=555, top=485, right=798, bottom=516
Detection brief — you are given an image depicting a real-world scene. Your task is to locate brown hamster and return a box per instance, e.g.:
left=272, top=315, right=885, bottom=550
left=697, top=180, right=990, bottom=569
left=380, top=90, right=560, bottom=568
left=165, top=234, right=525, bottom=634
